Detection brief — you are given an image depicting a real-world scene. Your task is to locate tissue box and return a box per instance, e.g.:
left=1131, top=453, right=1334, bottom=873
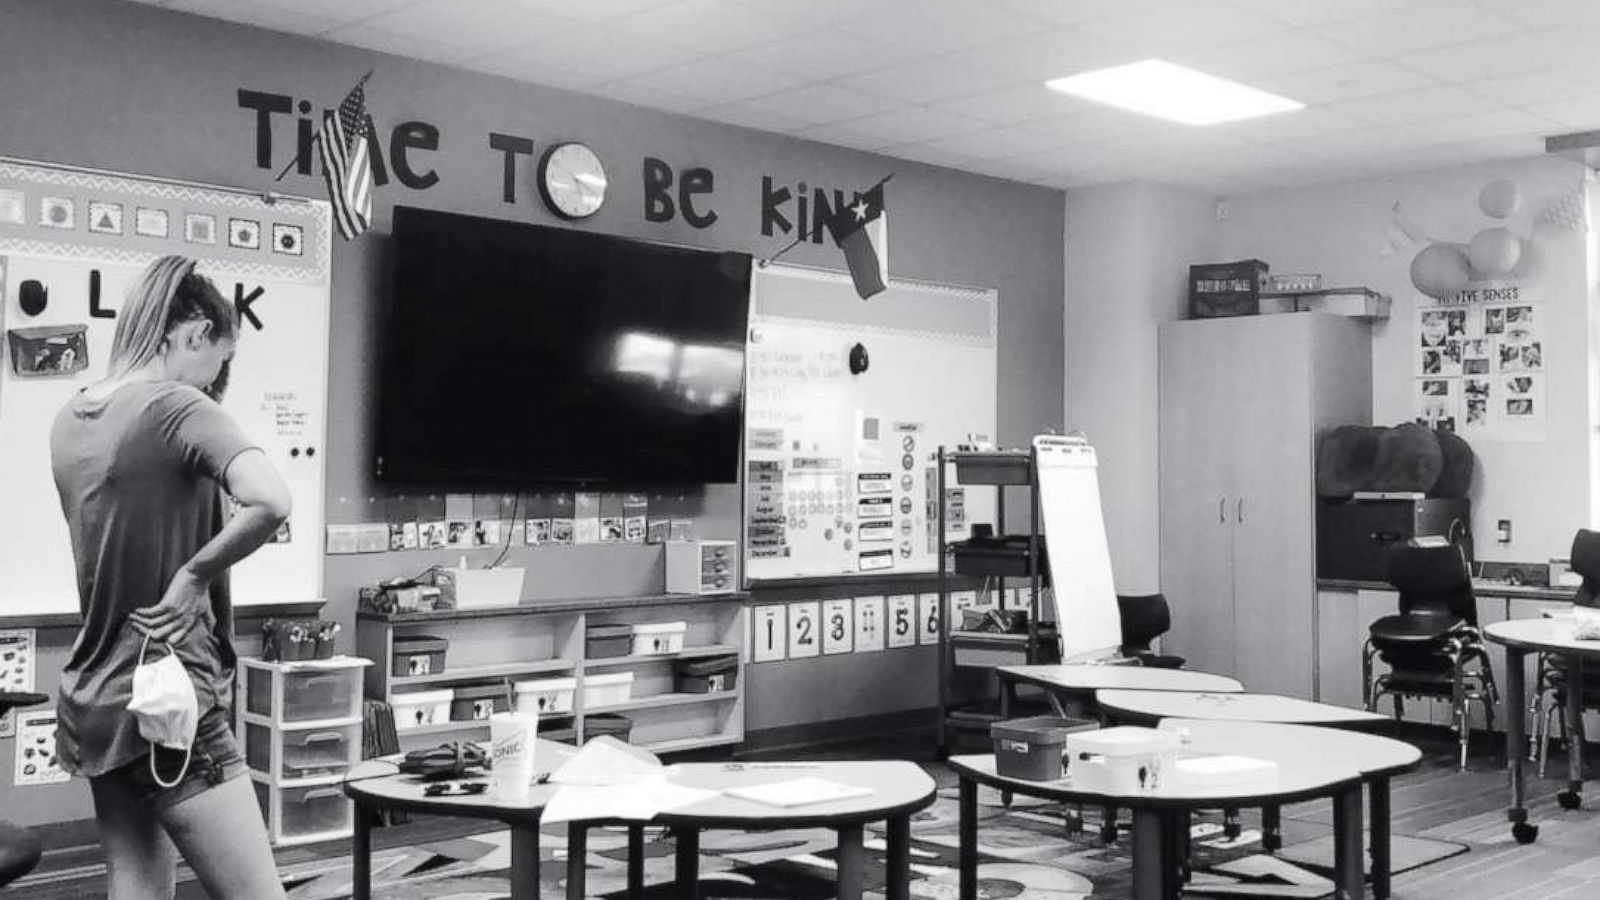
left=1065, top=726, right=1182, bottom=794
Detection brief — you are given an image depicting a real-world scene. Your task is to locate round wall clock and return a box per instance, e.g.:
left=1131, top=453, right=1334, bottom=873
left=537, top=142, right=608, bottom=220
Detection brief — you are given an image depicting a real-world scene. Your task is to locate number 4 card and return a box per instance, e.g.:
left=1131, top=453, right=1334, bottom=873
left=787, top=601, right=820, bottom=659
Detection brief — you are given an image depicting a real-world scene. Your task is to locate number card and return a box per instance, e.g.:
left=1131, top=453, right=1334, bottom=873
left=752, top=605, right=787, bottom=663
left=787, top=601, right=821, bottom=659
left=886, top=595, right=917, bottom=648
left=918, top=593, right=941, bottom=645
left=947, top=590, right=979, bottom=627
left=853, top=595, right=885, bottom=653
left=822, top=598, right=854, bottom=655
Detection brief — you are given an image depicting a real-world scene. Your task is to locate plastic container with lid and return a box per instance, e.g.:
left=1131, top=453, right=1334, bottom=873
left=586, top=623, right=634, bottom=660
left=513, top=677, right=577, bottom=715
left=391, top=689, right=454, bottom=731
left=583, top=671, right=635, bottom=708
left=674, top=655, right=740, bottom=694
left=990, top=716, right=1098, bottom=782
left=451, top=683, right=511, bottom=721
left=632, top=622, right=687, bottom=655
left=1065, top=726, right=1183, bottom=794
left=392, top=635, right=448, bottom=677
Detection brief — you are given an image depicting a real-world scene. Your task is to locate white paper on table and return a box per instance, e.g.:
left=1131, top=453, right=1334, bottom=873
left=1572, top=606, right=1600, bottom=640
left=541, top=779, right=719, bottom=825
left=549, top=735, right=663, bottom=786
left=722, top=776, right=874, bottom=808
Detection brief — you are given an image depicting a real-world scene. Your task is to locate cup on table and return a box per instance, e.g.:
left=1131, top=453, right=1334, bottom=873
left=490, top=711, right=540, bottom=799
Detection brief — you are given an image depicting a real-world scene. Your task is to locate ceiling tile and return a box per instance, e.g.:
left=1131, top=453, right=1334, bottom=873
left=880, top=142, right=983, bottom=170
left=960, top=158, right=1062, bottom=184
left=1076, top=1, right=1288, bottom=52
left=1166, top=31, right=1367, bottom=81
left=526, top=0, right=681, bottom=24
left=580, top=79, right=711, bottom=114
left=695, top=101, right=816, bottom=134
left=465, top=54, right=610, bottom=91
left=723, top=0, right=876, bottom=30
left=1312, top=2, right=1526, bottom=56
left=609, top=0, right=776, bottom=53
left=1325, top=86, right=1507, bottom=125
left=1226, top=0, right=1436, bottom=27
left=1404, top=109, right=1565, bottom=144
left=943, top=26, right=1144, bottom=83
left=835, top=0, right=1054, bottom=56
left=1473, top=0, right=1600, bottom=30
left=919, top=125, right=1067, bottom=160
left=1208, top=107, right=1367, bottom=143
left=933, top=85, right=1086, bottom=126
left=355, top=0, right=578, bottom=51
left=735, top=84, right=903, bottom=126
left=1467, top=63, right=1600, bottom=106
left=473, top=25, right=698, bottom=81
left=835, top=57, right=1016, bottom=105
left=976, top=0, right=1184, bottom=27
left=1527, top=95, right=1600, bottom=130
left=1254, top=61, right=1438, bottom=105
left=1402, top=27, right=1600, bottom=82
left=321, top=22, right=486, bottom=65
left=164, top=0, right=350, bottom=34
left=1020, top=106, right=1167, bottom=145
left=718, top=28, right=924, bottom=78
left=792, top=122, right=900, bottom=153
left=832, top=107, right=993, bottom=144
left=636, top=57, right=804, bottom=105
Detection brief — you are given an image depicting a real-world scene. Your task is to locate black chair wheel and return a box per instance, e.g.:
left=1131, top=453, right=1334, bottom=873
left=1513, top=821, right=1539, bottom=844
left=1558, top=790, right=1582, bottom=810
left=1101, top=823, right=1118, bottom=845
left=1223, top=821, right=1242, bottom=840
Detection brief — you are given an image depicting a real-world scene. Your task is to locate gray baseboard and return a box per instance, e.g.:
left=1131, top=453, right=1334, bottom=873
left=738, top=707, right=940, bottom=756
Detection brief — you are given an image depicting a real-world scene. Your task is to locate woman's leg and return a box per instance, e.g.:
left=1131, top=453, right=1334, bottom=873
left=89, top=775, right=179, bottom=900
left=157, top=775, right=286, bottom=900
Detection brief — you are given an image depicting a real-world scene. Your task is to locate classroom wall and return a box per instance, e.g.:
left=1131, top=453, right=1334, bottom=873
left=0, top=0, right=1064, bottom=827
left=1064, top=182, right=1217, bottom=595
left=1217, top=156, right=1597, bottom=565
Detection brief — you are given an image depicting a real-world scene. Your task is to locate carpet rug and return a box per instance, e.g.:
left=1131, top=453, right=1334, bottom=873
left=250, top=770, right=1466, bottom=900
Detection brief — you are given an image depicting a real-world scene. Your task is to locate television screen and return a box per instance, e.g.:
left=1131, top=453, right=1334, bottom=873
left=376, top=206, right=751, bottom=485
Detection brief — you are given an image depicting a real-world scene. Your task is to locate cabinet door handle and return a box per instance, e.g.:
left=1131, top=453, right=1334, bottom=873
left=1218, top=498, right=1226, bottom=523
left=1237, top=498, right=1244, bottom=523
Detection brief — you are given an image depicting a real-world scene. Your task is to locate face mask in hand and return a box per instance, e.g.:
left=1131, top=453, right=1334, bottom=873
left=128, top=635, right=199, bottom=788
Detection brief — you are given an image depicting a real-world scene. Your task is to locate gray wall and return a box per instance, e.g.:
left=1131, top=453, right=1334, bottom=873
left=0, top=0, right=1064, bottom=827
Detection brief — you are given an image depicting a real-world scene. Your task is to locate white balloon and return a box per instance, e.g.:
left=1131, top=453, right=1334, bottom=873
left=1479, top=179, right=1521, bottom=219
left=1468, top=227, right=1521, bottom=277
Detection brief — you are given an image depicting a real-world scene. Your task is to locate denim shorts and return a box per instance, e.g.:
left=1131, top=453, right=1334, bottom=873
left=95, top=706, right=246, bottom=812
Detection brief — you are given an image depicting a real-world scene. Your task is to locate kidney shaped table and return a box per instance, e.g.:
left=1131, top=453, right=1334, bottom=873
left=949, top=721, right=1373, bottom=900
left=1484, top=616, right=1600, bottom=844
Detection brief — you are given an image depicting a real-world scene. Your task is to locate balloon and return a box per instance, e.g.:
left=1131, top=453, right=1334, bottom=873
left=1479, top=179, right=1520, bottom=219
left=1468, top=227, right=1521, bottom=277
left=1410, top=242, right=1472, bottom=300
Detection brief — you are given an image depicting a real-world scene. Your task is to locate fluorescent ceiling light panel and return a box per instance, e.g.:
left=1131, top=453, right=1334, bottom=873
left=1046, top=59, right=1303, bottom=125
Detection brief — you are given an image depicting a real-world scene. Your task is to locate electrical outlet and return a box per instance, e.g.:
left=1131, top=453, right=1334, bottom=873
left=1497, top=519, right=1512, bottom=544
left=1215, top=200, right=1230, bottom=220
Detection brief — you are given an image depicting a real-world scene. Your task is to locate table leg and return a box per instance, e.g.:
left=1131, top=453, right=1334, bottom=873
left=1102, top=805, right=1119, bottom=843
left=511, top=824, right=541, bottom=900
left=1333, top=785, right=1365, bottom=900
left=1000, top=675, right=1013, bottom=719
left=836, top=824, right=866, bottom=900
left=1262, top=805, right=1282, bottom=852
left=1130, top=808, right=1168, bottom=900
left=885, top=815, right=911, bottom=900
left=959, top=777, right=978, bottom=900
left=1504, top=645, right=1535, bottom=842
left=674, top=827, right=700, bottom=900
left=1222, top=807, right=1241, bottom=840
left=1564, top=656, right=1585, bottom=809
left=1371, top=778, right=1391, bottom=900
left=627, top=824, right=645, bottom=900
left=566, top=823, right=588, bottom=900
left=351, top=806, right=371, bottom=900
left=1163, top=809, right=1185, bottom=898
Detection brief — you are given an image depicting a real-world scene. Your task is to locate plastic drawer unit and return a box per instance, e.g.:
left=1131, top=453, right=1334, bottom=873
left=255, top=781, right=354, bottom=845
left=245, top=720, right=359, bottom=780
left=246, top=661, right=362, bottom=724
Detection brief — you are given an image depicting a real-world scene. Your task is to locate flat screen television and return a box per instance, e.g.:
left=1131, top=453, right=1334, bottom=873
left=375, top=206, right=752, bottom=485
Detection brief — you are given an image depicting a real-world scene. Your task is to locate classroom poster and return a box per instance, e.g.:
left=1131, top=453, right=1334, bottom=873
left=1414, top=288, right=1544, bottom=441
left=0, top=628, right=36, bottom=739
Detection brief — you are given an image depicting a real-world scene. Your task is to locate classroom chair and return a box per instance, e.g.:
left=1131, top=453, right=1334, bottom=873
left=1528, top=529, right=1600, bottom=784
left=1363, top=543, right=1498, bottom=770
left=0, top=692, right=48, bottom=890
left=1116, top=594, right=1185, bottom=668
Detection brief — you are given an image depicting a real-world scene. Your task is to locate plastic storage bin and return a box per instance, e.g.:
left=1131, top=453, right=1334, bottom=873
left=245, top=664, right=362, bottom=723
left=391, top=689, right=454, bottom=731
left=586, top=623, right=634, bottom=659
left=1065, top=726, right=1182, bottom=794
left=583, top=671, right=635, bottom=708
left=245, top=721, right=358, bottom=780
left=584, top=713, right=633, bottom=743
left=514, top=677, right=576, bottom=715
left=256, top=781, right=353, bottom=842
left=392, top=635, right=449, bottom=677
left=632, top=622, right=687, bottom=655
left=674, top=655, right=739, bottom=694
left=451, top=684, right=511, bottom=721
left=545, top=725, right=578, bottom=745
left=990, top=716, right=1097, bottom=782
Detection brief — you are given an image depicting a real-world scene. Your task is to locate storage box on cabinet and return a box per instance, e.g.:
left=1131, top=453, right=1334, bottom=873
left=254, top=780, right=354, bottom=845
left=245, top=660, right=362, bottom=723
left=245, top=720, right=359, bottom=780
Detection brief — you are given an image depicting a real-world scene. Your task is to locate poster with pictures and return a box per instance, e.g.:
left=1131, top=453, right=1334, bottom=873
left=1414, top=289, right=1544, bottom=441
left=14, top=708, right=70, bottom=786
left=0, top=628, right=36, bottom=739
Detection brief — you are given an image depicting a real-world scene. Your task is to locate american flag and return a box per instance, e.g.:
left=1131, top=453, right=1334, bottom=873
left=318, top=71, right=374, bottom=240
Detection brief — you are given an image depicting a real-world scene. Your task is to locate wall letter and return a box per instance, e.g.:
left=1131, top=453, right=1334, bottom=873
left=680, top=167, right=718, bottom=229
left=390, top=121, right=441, bottom=190
left=489, top=133, right=535, bottom=203
left=643, top=157, right=676, bottom=223
left=238, top=89, right=293, bottom=170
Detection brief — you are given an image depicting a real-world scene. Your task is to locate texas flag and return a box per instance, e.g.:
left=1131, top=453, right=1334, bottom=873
left=826, top=180, right=889, bottom=299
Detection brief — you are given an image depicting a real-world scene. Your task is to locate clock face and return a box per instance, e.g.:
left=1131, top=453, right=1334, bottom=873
left=538, top=142, right=607, bottom=220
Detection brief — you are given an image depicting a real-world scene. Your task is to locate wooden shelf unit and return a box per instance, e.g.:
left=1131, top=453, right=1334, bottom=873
left=358, top=592, right=748, bottom=753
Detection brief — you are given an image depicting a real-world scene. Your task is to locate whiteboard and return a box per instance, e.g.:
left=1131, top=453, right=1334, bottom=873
left=742, top=263, right=997, bottom=581
left=0, top=158, right=331, bottom=617
left=1034, top=435, right=1122, bottom=661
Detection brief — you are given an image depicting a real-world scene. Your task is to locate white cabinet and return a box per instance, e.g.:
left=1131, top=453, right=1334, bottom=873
left=1159, top=314, right=1370, bottom=699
